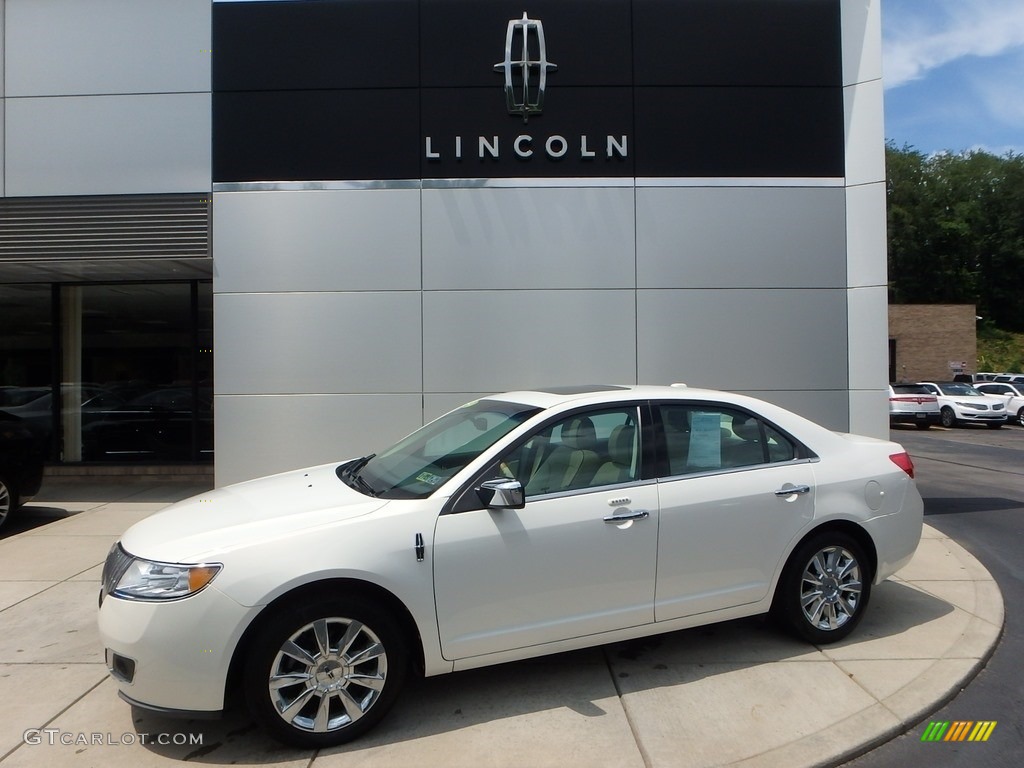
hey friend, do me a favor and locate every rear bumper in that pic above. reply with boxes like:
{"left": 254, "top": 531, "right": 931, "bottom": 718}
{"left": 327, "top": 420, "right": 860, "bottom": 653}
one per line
{"left": 889, "top": 412, "right": 941, "bottom": 426}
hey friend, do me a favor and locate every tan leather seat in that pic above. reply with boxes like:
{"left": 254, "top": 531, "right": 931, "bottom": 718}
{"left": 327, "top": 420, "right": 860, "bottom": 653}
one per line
{"left": 527, "top": 416, "right": 601, "bottom": 495}
{"left": 591, "top": 424, "right": 637, "bottom": 486}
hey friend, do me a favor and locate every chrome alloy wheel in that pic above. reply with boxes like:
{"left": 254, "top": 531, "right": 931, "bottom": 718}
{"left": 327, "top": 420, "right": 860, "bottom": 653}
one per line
{"left": 799, "top": 546, "right": 863, "bottom": 631}
{"left": 268, "top": 617, "right": 389, "bottom": 733}
{"left": 0, "top": 476, "right": 13, "bottom": 530}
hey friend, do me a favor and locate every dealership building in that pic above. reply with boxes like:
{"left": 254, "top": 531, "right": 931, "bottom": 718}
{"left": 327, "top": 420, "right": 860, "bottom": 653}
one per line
{"left": 0, "top": 0, "right": 887, "bottom": 485}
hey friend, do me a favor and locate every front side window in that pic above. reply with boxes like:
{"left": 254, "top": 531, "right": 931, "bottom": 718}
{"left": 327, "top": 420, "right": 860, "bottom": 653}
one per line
{"left": 659, "top": 404, "right": 798, "bottom": 476}
{"left": 353, "top": 399, "right": 540, "bottom": 499}
{"left": 495, "top": 407, "right": 640, "bottom": 497}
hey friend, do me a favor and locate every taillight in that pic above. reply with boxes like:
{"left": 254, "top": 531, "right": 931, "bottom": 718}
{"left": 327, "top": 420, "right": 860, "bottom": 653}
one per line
{"left": 889, "top": 452, "right": 915, "bottom": 478}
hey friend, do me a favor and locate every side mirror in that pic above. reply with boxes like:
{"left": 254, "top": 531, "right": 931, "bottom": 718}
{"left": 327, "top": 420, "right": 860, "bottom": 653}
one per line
{"left": 477, "top": 478, "right": 525, "bottom": 510}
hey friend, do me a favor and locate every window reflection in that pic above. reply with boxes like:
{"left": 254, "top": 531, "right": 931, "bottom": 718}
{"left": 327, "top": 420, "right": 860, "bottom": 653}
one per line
{"left": 1, "top": 281, "right": 213, "bottom": 464}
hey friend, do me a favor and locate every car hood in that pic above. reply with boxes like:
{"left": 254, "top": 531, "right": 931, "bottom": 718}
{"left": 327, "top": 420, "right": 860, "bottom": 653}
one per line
{"left": 119, "top": 462, "right": 389, "bottom": 563}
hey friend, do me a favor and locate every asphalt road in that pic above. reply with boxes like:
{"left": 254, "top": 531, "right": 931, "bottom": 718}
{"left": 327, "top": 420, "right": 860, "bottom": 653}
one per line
{"left": 844, "top": 424, "right": 1024, "bottom": 767}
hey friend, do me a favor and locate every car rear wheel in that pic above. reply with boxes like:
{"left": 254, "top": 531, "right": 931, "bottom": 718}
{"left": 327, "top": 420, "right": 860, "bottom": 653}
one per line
{"left": 986, "top": 422, "right": 1003, "bottom": 430}
{"left": 0, "top": 475, "right": 17, "bottom": 530}
{"left": 940, "top": 407, "right": 957, "bottom": 428}
{"left": 914, "top": 422, "right": 932, "bottom": 430}
{"left": 774, "top": 531, "right": 872, "bottom": 644}
{"left": 243, "top": 595, "right": 408, "bottom": 748}
{"left": 1018, "top": 407, "right": 1024, "bottom": 427}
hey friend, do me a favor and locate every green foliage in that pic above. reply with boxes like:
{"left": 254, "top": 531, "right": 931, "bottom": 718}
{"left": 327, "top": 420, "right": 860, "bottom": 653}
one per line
{"left": 976, "top": 323, "right": 1024, "bottom": 372}
{"left": 886, "top": 143, "right": 1024, "bottom": 332}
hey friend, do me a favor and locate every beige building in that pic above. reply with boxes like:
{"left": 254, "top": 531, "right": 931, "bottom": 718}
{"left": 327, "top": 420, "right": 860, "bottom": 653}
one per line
{"left": 889, "top": 305, "right": 978, "bottom": 383}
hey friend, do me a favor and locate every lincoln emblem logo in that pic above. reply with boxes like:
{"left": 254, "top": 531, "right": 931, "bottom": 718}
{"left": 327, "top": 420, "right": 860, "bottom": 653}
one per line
{"left": 494, "top": 12, "right": 557, "bottom": 123}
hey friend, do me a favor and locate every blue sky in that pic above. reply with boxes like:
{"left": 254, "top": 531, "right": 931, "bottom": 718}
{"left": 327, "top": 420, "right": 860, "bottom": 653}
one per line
{"left": 882, "top": 0, "right": 1024, "bottom": 155}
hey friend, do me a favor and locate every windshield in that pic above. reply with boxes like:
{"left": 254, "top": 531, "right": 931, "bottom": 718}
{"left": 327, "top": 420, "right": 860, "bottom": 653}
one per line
{"left": 340, "top": 399, "right": 540, "bottom": 500}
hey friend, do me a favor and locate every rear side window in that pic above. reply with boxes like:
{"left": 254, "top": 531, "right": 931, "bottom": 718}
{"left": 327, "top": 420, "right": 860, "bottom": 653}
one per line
{"left": 892, "top": 384, "right": 931, "bottom": 395}
{"left": 659, "top": 404, "right": 799, "bottom": 476}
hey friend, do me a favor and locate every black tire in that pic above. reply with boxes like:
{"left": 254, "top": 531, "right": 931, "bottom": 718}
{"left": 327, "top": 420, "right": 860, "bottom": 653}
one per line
{"left": 774, "top": 531, "right": 872, "bottom": 644}
{"left": 914, "top": 422, "right": 932, "bottom": 430}
{"left": 986, "top": 422, "right": 1003, "bottom": 430}
{"left": 0, "top": 475, "right": 17, "bottom": 531}
{"left": 940, "top": 407, "right": 957, "bottom": 428}
{"left": 243, "top": 594, "right": 409, "bottom": 748}
{"left": 1018, "top": 407, "right": 1024, "bottom": 427}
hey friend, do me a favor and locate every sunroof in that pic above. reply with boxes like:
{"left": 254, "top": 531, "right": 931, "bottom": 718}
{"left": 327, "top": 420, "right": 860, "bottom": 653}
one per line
{"left": 533, "top": 385, "right": 630, "bottom": 395}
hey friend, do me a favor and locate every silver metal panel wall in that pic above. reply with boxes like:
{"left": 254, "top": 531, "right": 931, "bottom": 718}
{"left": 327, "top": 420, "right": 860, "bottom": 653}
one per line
{"left": 5, "top": 0, "right": 210, "bottom": 97}
{"left": 5, "top": 94, "right": 211, "bottom": 197}
{"left": 423, "top": 288, "right": 638, "bottom": 393}
{"left": 636, "top": 288, "right": 849, "bottom": 391}
{"left": 2, "top": 0, "right": 211, "bottom": 199}
{"left": 214, "top": 292, "right": 422, "bottom": 396}
{"left": 422, "top": 187, "right": 636, "bottom": 290}
{"left": 215, "top": 394, "right": 424, "bottom": 483}
{"left": 214, "top": 190, "right": 422, "bottom": 293}
{"left": 636, "top": 187, "right": 847, "bottom": 289}
{"left": 841, "top": 0, "right": 888, "bottom": 433}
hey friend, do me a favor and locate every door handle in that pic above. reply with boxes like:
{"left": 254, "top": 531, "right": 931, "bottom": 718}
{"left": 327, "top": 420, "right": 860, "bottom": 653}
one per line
{"left": 604, "top": 509, "right": 650, "bottom": 524}
{"left": 774, "top": 484, "right": 811, "bottom": 497}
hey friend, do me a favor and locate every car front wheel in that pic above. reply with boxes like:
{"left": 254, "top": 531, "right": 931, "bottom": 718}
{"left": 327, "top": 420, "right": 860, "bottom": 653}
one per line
{"left": 243, "top": 595, "right": 408, "bottom": 748}
{"left": 1017, "top": 407, "right": 1024, "bottom": 427}
{"left": 774, "top": 531, "right": 872, "bottom": 644}
{"left": 0, "top": 475, "right": 17, "bottom": 530}
{"left": 940, "top": 407, "right": 957, "bottom": 428}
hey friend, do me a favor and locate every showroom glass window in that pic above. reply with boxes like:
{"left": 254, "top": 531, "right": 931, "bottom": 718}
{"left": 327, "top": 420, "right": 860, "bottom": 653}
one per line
{"left": 0, "top": 286, "right": 54, "bottom": 462}
{"left": 59, "top": 283, "right": 213, "bottom": 464}
{"left": 1, "top": 282, "right": 211, "bottom": 464}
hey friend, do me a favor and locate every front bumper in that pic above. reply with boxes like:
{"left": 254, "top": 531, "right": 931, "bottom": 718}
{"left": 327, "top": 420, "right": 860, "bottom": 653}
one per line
{"left": 98, "top": 584, "right": 257, "bottom": 713}
{"left": 954, "top": 409, "right": 1007, "bottom": 423}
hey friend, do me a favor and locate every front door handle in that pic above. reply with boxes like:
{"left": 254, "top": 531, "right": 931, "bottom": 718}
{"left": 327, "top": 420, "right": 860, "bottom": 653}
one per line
{"left": 604, "top": 509, "right": 650, "bottom": 523}
{"left": 774, "top": 484, "right": 811, "bottom": 497}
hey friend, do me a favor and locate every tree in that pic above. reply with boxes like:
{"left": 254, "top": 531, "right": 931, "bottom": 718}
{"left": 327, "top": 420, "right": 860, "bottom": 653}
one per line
{"left": 886, "top": 143, "right": 1024, "bottom": 331}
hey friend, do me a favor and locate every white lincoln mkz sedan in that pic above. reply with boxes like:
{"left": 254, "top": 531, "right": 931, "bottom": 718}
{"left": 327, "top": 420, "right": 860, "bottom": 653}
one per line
{"left": 98, "top": 384, "right": 923, "bottom": 747}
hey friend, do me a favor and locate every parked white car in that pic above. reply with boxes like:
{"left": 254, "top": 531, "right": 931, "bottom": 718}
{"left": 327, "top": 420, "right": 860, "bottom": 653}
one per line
{"left": 975, "top": 382, "right": 1024, "bottom": 426}
{"left": 917, "top": 382, "right": 1008, "bottom": 428}
{"left": 98, "top": 385, "right": 923, "bottom": 747}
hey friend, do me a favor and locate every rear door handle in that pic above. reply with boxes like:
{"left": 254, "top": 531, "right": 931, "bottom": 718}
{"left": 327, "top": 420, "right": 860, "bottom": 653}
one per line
{"left": 774, "top": 484, "right": 811, "bottom": 497}
{"left": 604, "top": 509, "right": 650, "bottom": 524}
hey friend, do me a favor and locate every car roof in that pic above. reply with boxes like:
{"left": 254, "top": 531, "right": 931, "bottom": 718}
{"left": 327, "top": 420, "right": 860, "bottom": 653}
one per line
{"left": 485, "top": 384, "right": 809, "bottom": 419}
{"left": 486, "top": 383, "right": 711, "bottom": 408}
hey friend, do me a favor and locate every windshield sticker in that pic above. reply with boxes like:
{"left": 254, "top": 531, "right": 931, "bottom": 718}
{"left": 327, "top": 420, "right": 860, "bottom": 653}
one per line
{"left": 687, "top": 412, "right": 722, "bottom": 469}
{"left": 416, "top": 471, "right": 446, "bottom": 486}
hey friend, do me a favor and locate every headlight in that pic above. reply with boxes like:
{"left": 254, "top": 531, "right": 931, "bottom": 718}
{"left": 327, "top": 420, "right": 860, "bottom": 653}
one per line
{"left": 112, "top": 557, "right": 222, "bottom": 601}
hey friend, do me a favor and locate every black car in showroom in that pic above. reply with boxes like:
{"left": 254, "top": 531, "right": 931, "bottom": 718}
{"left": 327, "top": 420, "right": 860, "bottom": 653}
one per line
{"left": 0, "top": 411, "right": 46, "bottom": 530}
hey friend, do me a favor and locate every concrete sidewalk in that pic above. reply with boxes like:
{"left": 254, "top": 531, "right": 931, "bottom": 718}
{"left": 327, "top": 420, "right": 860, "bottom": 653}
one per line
{"left": 0, "top": 479, "right": 1004, "bottom": 768}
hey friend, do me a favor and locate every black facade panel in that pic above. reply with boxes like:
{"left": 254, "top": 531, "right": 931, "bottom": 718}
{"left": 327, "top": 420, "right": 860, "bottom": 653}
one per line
{"left": 633, "top": 0, "right": 842, "bottom": 86}
{"left": 212, "top": 0, "right": 846, "bottom": 182}
{"left": 421, "top": 87, "right": 634, "bottom": 178}
{"left": 213, "top": 91, "right": 421, "bottom": 182}
{"left": 420, "top": 0, "right": 632, "bottom": 87}
{"left": 634, "top": 87, "right": 844, "bottom": 177}
{"left": 212, "top": 0, "right": 420, "bottom": 91}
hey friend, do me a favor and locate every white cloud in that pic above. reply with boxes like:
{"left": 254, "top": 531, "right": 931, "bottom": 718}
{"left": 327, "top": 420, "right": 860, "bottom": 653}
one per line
{"left": 883, "top": 0, "right": 1024, "bottom": 88}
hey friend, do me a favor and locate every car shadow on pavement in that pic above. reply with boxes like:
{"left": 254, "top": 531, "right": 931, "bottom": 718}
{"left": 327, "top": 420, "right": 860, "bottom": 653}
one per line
{"left": 923, "top": 496, "right": 1024, "bottom": 515}
{"left": 122, "top": 581, "right": 954, "bottom": 764}
{"left": 0, "top": 505, "right": 78, "bottom": 539}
